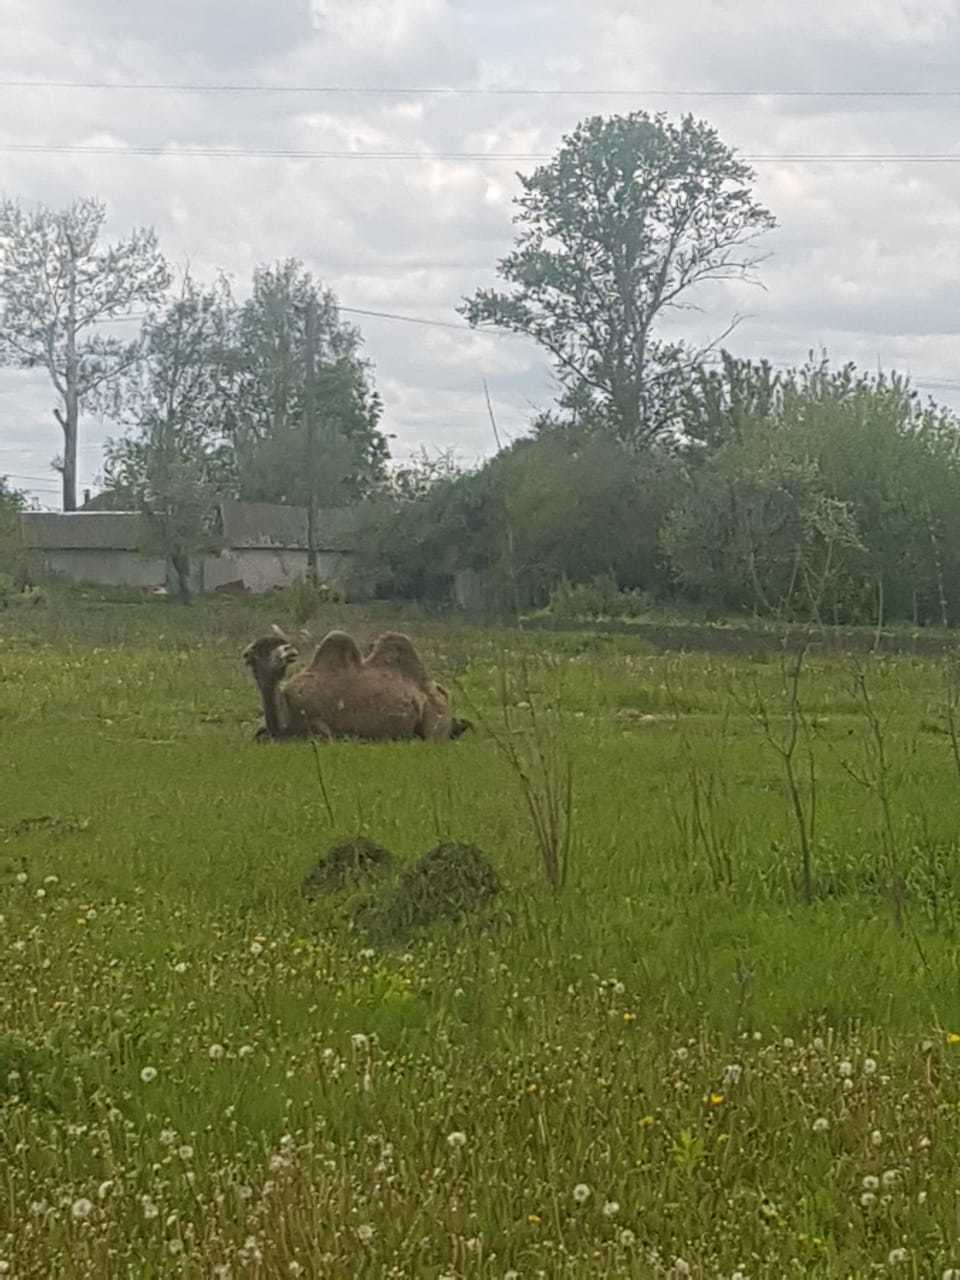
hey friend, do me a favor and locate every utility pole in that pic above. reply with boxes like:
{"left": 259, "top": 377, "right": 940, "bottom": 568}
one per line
{"left": 303, "top": 295, "right": 318, "bottom": 583}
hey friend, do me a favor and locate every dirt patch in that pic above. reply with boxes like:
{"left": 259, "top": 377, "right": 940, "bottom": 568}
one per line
{"left": 520, "top": 617, "right": 960, "bottom": 657}
{"left": 301, "top": 836, "right": 395, "bottom": 897}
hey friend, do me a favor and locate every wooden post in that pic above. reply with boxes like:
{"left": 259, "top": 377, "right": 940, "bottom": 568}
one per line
{"left": 303, "top": 295, "right": 318, "bottom": 583}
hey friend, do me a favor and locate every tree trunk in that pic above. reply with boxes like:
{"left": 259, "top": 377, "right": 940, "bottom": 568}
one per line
{"left": 62, "top": 238, "right": 79, "bottom": 512}
{"left": 303, "top": 296, "right": 318, "bottom": 582}
{"left": 171, "top": 552, "right": 192, "bottom": 604}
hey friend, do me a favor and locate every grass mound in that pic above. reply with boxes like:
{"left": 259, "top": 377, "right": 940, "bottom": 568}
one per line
{"left": 301, "top": 835, "right": 395, "bottom": 896}
{"left": 368, "top": 841, "right": 501, "bottom": 938}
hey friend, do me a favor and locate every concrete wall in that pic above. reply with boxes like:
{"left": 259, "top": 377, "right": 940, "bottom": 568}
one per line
{"left": 41, "top": 549, "right": 167, "bottom": 589}
{"left": 203, "top": 549, "right": 354, "bottom": 594}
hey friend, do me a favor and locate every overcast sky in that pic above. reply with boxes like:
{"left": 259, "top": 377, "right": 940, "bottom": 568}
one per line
{"left": 3, "top": 0, "right": 960, "bottom": 507}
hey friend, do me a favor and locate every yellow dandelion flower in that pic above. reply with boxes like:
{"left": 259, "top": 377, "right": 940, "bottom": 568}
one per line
{"left": 527, "top": 1214, "right": 541, "bottom": 1226}
{"left": 623, "top": 1012, "right": 637, "bottom": 1023}
{"left": 709, "top": 1092, "right": 725, "bottom": 1106}
{"left": 947, "top": 1032, "right": 960, "bottom": 1045}
{"left": 640, "top": 1115, "right": 655, "bottom": 1128}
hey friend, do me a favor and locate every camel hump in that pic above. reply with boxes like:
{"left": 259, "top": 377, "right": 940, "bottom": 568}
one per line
{"left": 310, "top": 629, "right": 363, "bottom": 673}
{"left": 365, "top": 632, "right": 430, "bottom": 687}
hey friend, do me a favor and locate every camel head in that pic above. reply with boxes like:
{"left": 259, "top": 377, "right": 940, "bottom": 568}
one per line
{"left": 242, "top": 627, "right": 300, "bottom": 685}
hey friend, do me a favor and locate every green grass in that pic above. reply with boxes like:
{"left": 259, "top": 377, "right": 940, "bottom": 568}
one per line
{"left": 3, "top": 590, "right": 960, "bottom": 1276}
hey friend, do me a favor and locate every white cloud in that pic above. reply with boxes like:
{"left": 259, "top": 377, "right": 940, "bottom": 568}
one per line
{"left": 3, "top": 0, "right": 960, "bottom": 505}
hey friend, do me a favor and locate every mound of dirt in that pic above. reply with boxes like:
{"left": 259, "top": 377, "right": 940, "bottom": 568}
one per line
{"left": 372, "top": 842, "right": 501, "bottom": 936}
{"left": 301, "top": 836, "right": 395, "bottom": 897}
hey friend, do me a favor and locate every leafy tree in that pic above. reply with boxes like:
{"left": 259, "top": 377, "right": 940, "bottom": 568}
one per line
{"left": 461, "top": 112, "right": 775, "bottom": 447}
{"left": 102, "top": 275, "right": 233, "bottom": 601}
{"left": 228, "top": 260, "right": 388, "bottom": 507}
{"left": 0, "top": 197, "right": 169, "bottom": 510}
{"left": 671, "top": 354, "right": 960, "bottom": 624}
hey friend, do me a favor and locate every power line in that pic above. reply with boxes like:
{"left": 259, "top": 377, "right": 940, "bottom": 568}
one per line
{"left": 3, "top": 80, "right": 960, "bottom": 98}
{"left": 5, "top": 142, "right": 960, "bottom": 164}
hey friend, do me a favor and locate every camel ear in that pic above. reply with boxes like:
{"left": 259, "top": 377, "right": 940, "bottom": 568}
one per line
{"left": 270, "top": 623, "right": 288, "bottom": 639}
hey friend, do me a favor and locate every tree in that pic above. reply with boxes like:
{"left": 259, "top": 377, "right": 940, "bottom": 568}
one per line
{"left": 102, "top": 275, "right": 233, "bottom": 601}
{"left": 228, "top": 260, "right": 388, "bottom": 508}
{"left": 461, "top": 112, "right": 775, "bottom": 447}
{"left": 0, "top": 197, "right": 170, "bottom": 510}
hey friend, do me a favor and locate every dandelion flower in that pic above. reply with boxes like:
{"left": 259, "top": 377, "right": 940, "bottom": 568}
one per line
{"left": 603, "top": 1200, "right": 620, "bottom": 1217}
{"left": 446, "top": 1131, "right": 467, "bottom": 1149}
{"left": 178, "top": 1145, "right": 194, "bottom": 1161}
{"left": 98, "top": 1181, "right": 114, "bottom": 1200}
{"left": 208, "top": 1044, "right": 225, "bottom": 1061}
{"left": 71, "top": 1197, "right": 93, "bottom": 1220}
{"left": 838, "top": 1060, "right": 853, "bottom": 1078}
{"left": 882, "top": 1169, "right": 900, "bottom": 1187}
{"left": 948, "top": 1032, "right": 960, "bottom": 1045}
{"left": 573, "top": 1183, "right": 591, "bottom": 1204}
{"left": 249, "top": 941, "right": 263, "bottom": 957}
{"left": 142, "top": 1198, "right": 159, "bottom": 1220}
{"left": 812, "top": 1117, "right": 829, "bottom": 1134}
{"left": 863, "top": 1057, "right": 878, "bottom": 1075}
{"left": 527, "top": 1214, "right": 541, "bottom": 1225}
{"left": 871, "top": 1129, "right": 883, "bottom": 1146}
{"left": 888, "top": 1248, "right": 909, "bottom": 1265}
{"left": 619, "top": 1229, "right": 636, "bottom": 1247}
{"left": 862, "top": 1175, "right": 879, "bottom": 1191}
{"left": 723, "top": 1063, "right": 743, "bottom": 1086}
{"left": 860, "top": 1192, "right": 876, "bottom": 1207}
{"left": 140, "top": 1066, "right": 157, "bottom": 1084}
{"left": 238, "top": 1044, "right": 254, "bottom": 1058}
{"left": 708, "top": 1092, "right": 725, "bottom": 1106}
{"left": 15, "top": 872, "right": 27, "bottom": 884}
{"left": 356, "top": 1224, "right": 374, "bottom": 1243}
{"left": 351, "top": 1033, "right": 370, "bottom": 1052}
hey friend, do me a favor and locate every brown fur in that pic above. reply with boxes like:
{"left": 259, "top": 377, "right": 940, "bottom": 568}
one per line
{"left": 243, "top": 626, "right": 457, "bottom": 743}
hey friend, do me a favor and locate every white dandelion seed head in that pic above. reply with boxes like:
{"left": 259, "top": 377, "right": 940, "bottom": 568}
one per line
{"left": 863, "top": 1175, "right": 879, "bottom": 1190}
{"left": 142, "top": 1198, "right": 159, "bottom": 1220}
{"left": 860, "top": 1191, "right": 876, "bottom": 1207}
{"left": 97, "top": 1180, "right": 114, "bottom": 1200}
{"left": 888, "top": 1248, "right": 909, "bottom": 1265}
{"left": 356, "top": 1224, "right": 374, "bottom": 1243}
{"left": 140, "top": 1066, "right": 157, "bottom": 1083}
{"left": 723, "top": 1063, "right": 743, "bottom": 1086}
{"left": 71, "top": 1197, "right": 93, "bottom": 1220}
{"left": 446, "top": 1131, "right": 467, "bottom": 1149}
{"left": 208, "top": 1043, "right": 225, "bottom": 1061}
{"left": 15, "top": 872, "right": 27, "bottom": 884}
{"left": 612, "top": 981, "right": 626, "bottom": 995}
{"left": 249, "top": 941, "right": 263, "bottom": 957}
{"left": 882, "top": 1169, "right": 900, "bottom": 1187}
{"left": 351, "top": 1033, "right": 370, "bottom": 1052}
{"left": 838, "top": 1060, "right": 853, "bottom": 1077}
{"left": 159, "top": 1128, "right": 176, "bottom": 1145}
{"left": 603, "top": 1200, "right": 620, "bottom": 1217}
{"left": 863, "top": 1056, "right": 878, "bottom": 1074}
{"left": 619, "top": 1229, "right": 636, "bottom": 1247}
{"left": 871, "top": 1129, "right": 883, "bottom": 1147}
{"left": 812, "top": 1117, "right": 830, "bottom": 1134}
{"left": 178, "top": 1145, "right": 194, "bottom": 1161}
{"left": 573, "top": 1183, "right": 591, "bottom": 1204}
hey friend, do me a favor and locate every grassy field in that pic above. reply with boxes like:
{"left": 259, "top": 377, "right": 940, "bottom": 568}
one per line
{"left": 3, "top": 591, "right": 960, "bottom": 1278}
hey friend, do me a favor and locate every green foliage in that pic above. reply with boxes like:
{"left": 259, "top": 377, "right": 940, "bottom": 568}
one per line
{"left": 461, "top": 112, "right": 775, "bottom": 446}
{"left": 281, "top": 575, "right": 343, "bottom": 626}
{"left": 229, "top": 259, "right": 389, "bottom": 507}
{"left": 366, "top": 433, "right": 681, "bottom": 611}
{"left": 669, "top": 353, "right": 960, "bottom": 624}
{"left": 548, "top": 574, "right": 653, "bottom": 621}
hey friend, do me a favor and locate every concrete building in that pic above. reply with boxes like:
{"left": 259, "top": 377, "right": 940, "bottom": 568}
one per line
{"left": 18, "top": 499, "right": 364, "bottom": 595}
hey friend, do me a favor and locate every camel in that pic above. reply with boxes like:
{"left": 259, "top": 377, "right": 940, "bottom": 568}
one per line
{"left": 242, "top": 625, "right": 470, "bottom": 743}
